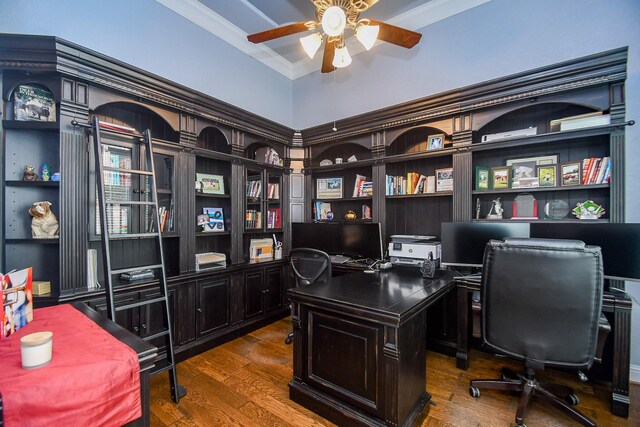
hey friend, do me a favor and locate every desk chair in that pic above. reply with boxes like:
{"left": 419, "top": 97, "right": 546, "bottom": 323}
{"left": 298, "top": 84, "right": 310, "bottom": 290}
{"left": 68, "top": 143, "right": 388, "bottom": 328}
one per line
{"left": 285, "top": 248, "right": 331, "bottom": 345}
{"left": 469, "top": 238, "right": 604, "bottom": 427}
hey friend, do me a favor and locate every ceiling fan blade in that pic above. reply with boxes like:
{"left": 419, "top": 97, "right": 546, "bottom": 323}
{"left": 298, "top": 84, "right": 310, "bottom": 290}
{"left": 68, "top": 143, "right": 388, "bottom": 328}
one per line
{"left": 321, "top": 39, "right": 336, "bottom": 74}
{"left": 247, "top": 22, "right": 310, "bottom": 44}
{"left": 364, "top": 0, "right": 379, "bottom": 7}
{"left": 369, "top": 19, "right": 422, "bottom": 49}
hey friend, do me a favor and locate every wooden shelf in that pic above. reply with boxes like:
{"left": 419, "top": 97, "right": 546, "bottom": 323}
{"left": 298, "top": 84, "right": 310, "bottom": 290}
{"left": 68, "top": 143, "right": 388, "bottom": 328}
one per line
{"left": 2, "top": 120, "right": 59, "bottom": 131}
{"left": 196, "top": 231, "right": 231, "bottom": 237}
{"left": 313, "top": 196, "right": 372, "bottom": 203}
{"left": 386, "top": 192, "right": 453, "bottom": 199}
{"left": 196, "top": 192, "right": 230, "bottom": 198}
{"left": 5, "top": 238, "right": 60, "bottom": 244}
{"left": 5, "top": 180, "right": 60, "bottom": 187}
{"left": 472, "top": 184, "right": 609, "bottom": 195}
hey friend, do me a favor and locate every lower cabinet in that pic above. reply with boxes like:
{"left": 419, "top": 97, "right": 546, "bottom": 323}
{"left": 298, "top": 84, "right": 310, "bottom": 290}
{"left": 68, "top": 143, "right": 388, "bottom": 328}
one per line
{"left": 243, "top": 265, "right": 285, "bottom": 319}
{"left": 85, "top": 287, "right": 176, "bottom": 355}
{"left": 174, "top": 276, "right": 231, "bottom": 346}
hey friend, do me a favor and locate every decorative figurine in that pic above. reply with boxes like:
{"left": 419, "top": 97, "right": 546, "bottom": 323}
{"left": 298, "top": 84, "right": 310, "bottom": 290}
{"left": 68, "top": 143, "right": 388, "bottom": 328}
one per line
{"left": 22, "top": 165, "right": 39, "bottom": 181}
{"left": 344, "top": 210, "right": 357, "bottom": 220}
{"left": 28, "top": 201, "right": 59, "bottom": 238}
{"left": 41, "top": 163, "right": 51, "bottom": 181}
{"left": 572, "top": 200, "right": 605, "bottom": 220}
{"left": 486, "top": 197, "right": 504, "bottom": 220}
{"left": 51, "top": 172, "right": 61, "bottom": 182}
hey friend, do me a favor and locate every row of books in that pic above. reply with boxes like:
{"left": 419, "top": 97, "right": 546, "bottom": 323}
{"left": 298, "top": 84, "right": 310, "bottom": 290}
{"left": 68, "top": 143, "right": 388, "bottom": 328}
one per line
{"left": 158, "top": 205, "right": 173, "bottom": 232}
{"left": 582, "top": 157, "right": 611, "bottom": 185}
{"left": 246, "top": 180, "right": 262, "bottom": 198}
{"left": 385, "top": 173, "right": 436, "bottom": 195}
{"left": 267, "top": 183, "right": 280, "bottom": 199}
{"left": 353, "top": 174, "right": 373, "bottom": 197}
{"left": 263, "top": 147, "right": 281, "bottom": 166}
{"left": 245, "top": 209, "right": 262, "bottom": 229}
{"left": 266, "top": 207, "right": 281, "bottom": 229}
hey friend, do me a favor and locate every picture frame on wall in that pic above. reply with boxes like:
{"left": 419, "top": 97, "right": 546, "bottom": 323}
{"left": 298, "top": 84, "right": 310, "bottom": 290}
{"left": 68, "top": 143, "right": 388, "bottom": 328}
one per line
{"left": 316, "top": 177, "right": 343, "bottom": 199}
{"left": 491, "top": 166, "right": 511, "bottom": 189}
{"left": 560, "top": 162, "right": 581, "bottom": 186}
{"left": 427, "top": 134, "right": 445, "bottom": 150}
{"left": 435, "top": 167, "right": 453, "bottom": 192}
{"left": 475, "top": 166, "right": 490, "bottom": 191}
{"left": 537, "top": 165, "right": 557, "bottom": 187}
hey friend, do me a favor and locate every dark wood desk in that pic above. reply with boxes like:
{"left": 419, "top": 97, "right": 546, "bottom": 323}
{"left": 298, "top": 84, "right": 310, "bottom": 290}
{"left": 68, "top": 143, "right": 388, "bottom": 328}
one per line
{"left": 455, "top": 276, "right": 632, "bottom": 418}
{"left": 288, "top": 268, "right": 455, "bottom": 427}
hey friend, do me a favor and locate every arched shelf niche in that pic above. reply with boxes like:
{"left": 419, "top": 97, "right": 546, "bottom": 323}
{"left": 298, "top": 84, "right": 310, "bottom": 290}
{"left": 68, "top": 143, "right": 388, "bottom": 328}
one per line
{"left": 475, "top": 102, "right": 604, "bottom": 144}
{"left": 312, "top": 142, "right": 371, "bottom": 167}
{"left": 197, "top": 126, "right": 231, "bottom": 154}
{"left": 245, "top": 141, "right": 283, "bottom": 166}
{"left": 91, "top": 101, "right": 179, "bottom": 143}
{"left": 386, "top": 126, "right": 450, "bottom": 157}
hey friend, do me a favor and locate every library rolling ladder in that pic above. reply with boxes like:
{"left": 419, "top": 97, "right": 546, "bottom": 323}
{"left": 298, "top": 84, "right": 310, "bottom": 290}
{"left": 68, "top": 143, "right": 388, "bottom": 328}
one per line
{"left": 81, "top": 116, "right": 186, "bottom": 403}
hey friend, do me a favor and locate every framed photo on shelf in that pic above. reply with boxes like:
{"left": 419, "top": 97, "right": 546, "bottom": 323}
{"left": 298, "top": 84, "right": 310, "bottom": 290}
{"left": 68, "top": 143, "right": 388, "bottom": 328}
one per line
{"left": 427, "top": 133, "right": 445, "bottom": 150}
{"left": 13, "top": 84, "right": 56, "bottom": 122}
{"left": 537, "top": 165, "right": 557, "bottom": 187}
{"left": 316, "top": 177, "right": 343, "bottom": 199}
{"left": 560, "top": 162, "right": 581, "bottom": 186}
{"left": 201, "top": 207, "right": 225, "bottom": 232}
{"left": 196, "top": 173, "right": 225, "bottom": 195}
{"left": 435, "top": 167, "right": 453, "bottom": 192}
{"left": 491, "top": 166, "right": 512, "bottom": 189}
{"left": 475, "top": 166, "right": 490, "bottom": 191}
{"left": 506, "top": 154, "right": 558, "bottom": 187}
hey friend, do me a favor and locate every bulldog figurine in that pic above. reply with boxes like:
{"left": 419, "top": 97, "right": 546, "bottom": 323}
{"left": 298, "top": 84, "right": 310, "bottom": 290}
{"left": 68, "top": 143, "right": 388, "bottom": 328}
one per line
{"left": 28, "top": 201, "right": 59, "bottom": 238}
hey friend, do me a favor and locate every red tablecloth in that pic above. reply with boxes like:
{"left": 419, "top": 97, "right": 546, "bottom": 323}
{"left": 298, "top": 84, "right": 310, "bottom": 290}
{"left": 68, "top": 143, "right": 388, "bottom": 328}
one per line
{"left": 0, "top": 304, "right": 141, "bottom": 426}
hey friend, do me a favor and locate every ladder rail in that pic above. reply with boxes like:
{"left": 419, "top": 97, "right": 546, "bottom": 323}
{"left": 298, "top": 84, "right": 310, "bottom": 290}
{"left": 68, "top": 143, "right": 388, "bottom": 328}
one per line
{"left": 91, "top": 118, "right": 185, "bottom": 403}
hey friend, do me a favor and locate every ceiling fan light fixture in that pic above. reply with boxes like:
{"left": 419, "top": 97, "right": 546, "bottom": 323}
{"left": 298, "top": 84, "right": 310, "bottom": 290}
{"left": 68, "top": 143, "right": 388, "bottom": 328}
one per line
{"left": 300, "top": 33, "right": 323, "bottom": 59}
{"left": 322, "top": 6, "right": 347, "bottom": 37}
{"left": 332, "top": 45, "right": 352, "bottom": 68}
{"left": 356, "top": 24, "right": 379, "bottom": 50}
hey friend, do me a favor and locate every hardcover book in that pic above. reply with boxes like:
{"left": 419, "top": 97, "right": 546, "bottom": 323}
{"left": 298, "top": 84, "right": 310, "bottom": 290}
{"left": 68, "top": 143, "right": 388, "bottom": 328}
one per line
{"left": 13, "top": 84, "right": 56, "bottom": 122}
{"left": 1, "top": 267, "right": 34, "bottom": 338}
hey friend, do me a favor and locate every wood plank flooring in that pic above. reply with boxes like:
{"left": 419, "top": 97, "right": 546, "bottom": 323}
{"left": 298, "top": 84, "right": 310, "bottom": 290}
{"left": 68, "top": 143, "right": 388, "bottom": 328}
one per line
{"left": 150, "top": 318, "right": 639, "bottom": 426}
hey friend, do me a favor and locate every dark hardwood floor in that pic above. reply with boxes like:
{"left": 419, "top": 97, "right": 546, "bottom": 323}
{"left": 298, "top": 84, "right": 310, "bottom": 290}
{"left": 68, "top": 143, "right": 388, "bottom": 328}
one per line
{"left": 150, "top": 317, "right": 639, "bottom": 426}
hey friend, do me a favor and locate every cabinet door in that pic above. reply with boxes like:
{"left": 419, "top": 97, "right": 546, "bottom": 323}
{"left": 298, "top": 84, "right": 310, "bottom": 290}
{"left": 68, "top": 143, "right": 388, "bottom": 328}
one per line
{"left": 265, "top": 266, "right": 283, "bottom": 312}
{"left": 198, "top": 277, "right": 231, "bottom": 336}
{"left": 139, "top": 287, "right": 176, "bottom": 353}
{"left": 175, "top": 281, "right": 197, "bottom": 346}
{"left": 244, "top": 269, "right": 265, "bottom": 318}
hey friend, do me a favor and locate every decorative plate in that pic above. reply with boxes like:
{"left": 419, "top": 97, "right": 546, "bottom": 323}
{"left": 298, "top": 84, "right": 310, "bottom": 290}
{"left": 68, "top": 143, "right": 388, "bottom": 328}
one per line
{"left": 319, "top": 159, "right": 333, "bottom": 166}
{"left": 544, "top": 200, "right": 569, "bottom": 219}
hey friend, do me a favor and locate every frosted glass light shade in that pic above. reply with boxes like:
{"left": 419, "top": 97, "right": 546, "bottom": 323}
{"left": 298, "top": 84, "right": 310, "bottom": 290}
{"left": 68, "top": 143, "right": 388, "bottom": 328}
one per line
{"left": 332, "top": 45, "right": 352, "bottom": 68}
{"left": 322, "top": 6, "right": 346, "bottom": 37}
{"left": 356, "top": 24, "right": 379, "bottom": 50}
{"left": 300, "top": 33, "right": 323, "bottom": 59}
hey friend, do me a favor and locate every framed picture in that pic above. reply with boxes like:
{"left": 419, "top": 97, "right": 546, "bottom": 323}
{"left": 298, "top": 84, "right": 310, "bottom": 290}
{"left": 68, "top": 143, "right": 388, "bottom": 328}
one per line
{"left": 316, "top": 177, "right": 343, "bottom": 199}
{"left": 475, "top": 166, "right": 490, "bottom": 191}
{"left": 560, "top": 162, "right": 581, "bottom": 186}
{"left": 491, "top": 166, "right": 511, "bottom": 189}
{"left": 427, "top": 133, "right": 445, "bottom": 150}
{"left": 435, "top": 167, "right": 453, "bottom": 192}
{"left": 196, "top": 173, "right": 225, "bottom": 195}
{"left": 537, "top": 165, "right": 557, "bottom": 187}
{"left": 506, "top": 155, "right": 558, "bottom": 187}
{"left": 201, "top": 207, "right": 225, "bottom": 232}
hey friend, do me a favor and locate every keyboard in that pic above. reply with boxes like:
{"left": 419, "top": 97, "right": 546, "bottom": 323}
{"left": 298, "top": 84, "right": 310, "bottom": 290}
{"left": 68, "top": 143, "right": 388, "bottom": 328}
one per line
{"left": 330, "top": 254, "right": 352, "bottom": 264}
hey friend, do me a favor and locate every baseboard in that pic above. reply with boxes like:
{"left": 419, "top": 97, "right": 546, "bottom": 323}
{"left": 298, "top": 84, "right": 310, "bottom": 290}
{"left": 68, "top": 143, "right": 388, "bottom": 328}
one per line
{"left": 631, "top": 364, "right": 640, "bottom": 384}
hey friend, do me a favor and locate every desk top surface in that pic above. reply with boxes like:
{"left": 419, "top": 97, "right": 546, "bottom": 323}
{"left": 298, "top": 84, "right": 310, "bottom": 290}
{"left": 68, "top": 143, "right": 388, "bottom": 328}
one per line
{"left": 288, "top": 268, "right": 454, "bottom": 321}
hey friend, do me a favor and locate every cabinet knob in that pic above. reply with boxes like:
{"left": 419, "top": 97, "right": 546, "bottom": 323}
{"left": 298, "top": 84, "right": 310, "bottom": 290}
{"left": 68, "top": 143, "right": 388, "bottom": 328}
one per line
{"left": 141, "top": 323, "right": 147, "bottom": 330}
{"left": 133, "top": 326, "right": 140, "bottom": 333}
{"left": 197, "top": 308, "right": 202, "bottom": 313}
{"left": 133, "top": 189, "right": 140, "bottom": 194}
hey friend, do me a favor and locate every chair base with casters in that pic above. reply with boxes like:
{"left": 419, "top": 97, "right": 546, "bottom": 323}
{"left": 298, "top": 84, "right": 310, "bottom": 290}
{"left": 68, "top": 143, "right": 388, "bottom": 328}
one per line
{"left": 470, "top": 366, "right": 595, "bottom": 427}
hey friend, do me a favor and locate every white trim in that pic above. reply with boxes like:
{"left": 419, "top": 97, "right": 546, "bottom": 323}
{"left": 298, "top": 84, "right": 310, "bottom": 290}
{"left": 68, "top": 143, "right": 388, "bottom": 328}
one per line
{"left": 631, "top": 363, "right": 640, "bottom": 384}
{"left": 155, "top": 0, "right": 493, "bottom": 80}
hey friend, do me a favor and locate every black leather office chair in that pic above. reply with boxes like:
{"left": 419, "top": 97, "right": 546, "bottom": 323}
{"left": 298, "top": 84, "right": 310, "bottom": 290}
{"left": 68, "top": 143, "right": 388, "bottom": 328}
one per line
{"left": 469, "top": 238, "right": 604, "bottom": 427}
{"left": 285, "top": 248, "right": 331, "bottom": 345}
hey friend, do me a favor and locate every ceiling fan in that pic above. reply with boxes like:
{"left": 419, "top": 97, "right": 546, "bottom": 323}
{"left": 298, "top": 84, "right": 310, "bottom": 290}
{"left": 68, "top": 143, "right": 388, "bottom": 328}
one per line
{"left": 246, "top": 0, "right": 422, "bottom": 73}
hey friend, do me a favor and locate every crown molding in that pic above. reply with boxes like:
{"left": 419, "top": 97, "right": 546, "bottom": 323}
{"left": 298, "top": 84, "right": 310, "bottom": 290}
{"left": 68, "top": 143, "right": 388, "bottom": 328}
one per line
{"left": 155, "top": 0, "right": 492, "bottom": 80}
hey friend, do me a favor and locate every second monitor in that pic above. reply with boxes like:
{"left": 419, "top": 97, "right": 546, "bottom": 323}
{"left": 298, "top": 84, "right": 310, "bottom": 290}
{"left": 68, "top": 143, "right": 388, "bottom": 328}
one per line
{"left": 291, "top": 222, "right": 384, "bottom": 261}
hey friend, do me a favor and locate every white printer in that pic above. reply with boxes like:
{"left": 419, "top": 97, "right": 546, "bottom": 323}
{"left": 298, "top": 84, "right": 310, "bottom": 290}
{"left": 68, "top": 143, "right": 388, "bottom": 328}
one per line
{"left": 388, "top": 235, "right": 441, "bottom": 268}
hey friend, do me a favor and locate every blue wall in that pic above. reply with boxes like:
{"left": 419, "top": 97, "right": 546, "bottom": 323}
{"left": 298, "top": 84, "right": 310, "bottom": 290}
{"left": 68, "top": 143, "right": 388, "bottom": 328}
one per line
{"left": 2, "top": 0, "right": 639, "bottom": 370}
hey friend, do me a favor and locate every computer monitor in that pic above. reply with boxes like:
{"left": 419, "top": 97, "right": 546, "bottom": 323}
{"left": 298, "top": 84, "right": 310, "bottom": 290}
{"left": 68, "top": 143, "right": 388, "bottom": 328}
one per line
{"left": 440, "top": 222, "right": 530, "bottom": 268}
{"left": 341, "top": 222, "right": 385, "bottom": 261}
{"left": 531, "top": 222, "right": 640, "bottom": 282}
{"left": 291, "top": 222, "right": 342, "bottom": 255}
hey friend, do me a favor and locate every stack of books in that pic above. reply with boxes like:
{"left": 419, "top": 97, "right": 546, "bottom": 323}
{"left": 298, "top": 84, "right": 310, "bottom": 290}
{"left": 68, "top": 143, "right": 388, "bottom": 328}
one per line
{"left": 582, "top": 157, "right": 611, "bottom": 185}
{"left": 386, "top": 173, "right": 435, "bottom": 195}
{"left": 550, "top": 112, "right": 610, "bottom": 132}
{"left": 353, "top": 175, "right": 372, "bottom": 197}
